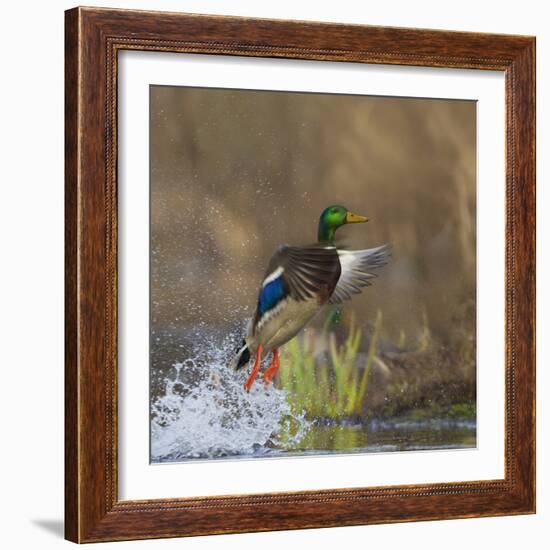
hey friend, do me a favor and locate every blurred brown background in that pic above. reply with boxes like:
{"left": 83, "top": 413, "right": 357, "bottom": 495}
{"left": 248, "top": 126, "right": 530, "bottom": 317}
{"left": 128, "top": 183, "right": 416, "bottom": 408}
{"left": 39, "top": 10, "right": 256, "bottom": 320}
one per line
{"left": 151, "top": 86, "right": 475, "bottom": 339}
{"left": 150, "top": 85, "right": 476, "bottom": 415}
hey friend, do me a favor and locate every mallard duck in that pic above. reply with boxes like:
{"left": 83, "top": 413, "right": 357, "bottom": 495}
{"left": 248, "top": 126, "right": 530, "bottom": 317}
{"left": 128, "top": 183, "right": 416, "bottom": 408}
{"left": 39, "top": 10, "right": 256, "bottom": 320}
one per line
{"left": 231, "top": 205, "right": 388, "bottom": 390}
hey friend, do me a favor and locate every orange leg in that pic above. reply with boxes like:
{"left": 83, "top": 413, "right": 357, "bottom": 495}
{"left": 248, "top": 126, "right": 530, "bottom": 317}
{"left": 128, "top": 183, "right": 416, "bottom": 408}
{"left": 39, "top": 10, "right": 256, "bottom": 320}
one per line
{"left": 262, "top": 349, "right": 280, "bottom": 386}
{"left": 244, "top": 345, "right": 263, "bottom": 391}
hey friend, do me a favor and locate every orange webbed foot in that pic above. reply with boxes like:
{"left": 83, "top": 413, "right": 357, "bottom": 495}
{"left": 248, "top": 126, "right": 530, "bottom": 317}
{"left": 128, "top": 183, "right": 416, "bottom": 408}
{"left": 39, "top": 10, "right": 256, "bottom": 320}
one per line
{"left": 262, "top": 349, "right": 280, "bottom": 386}
{"left": 244, "top": 345, "right": 263, "bottom": 391}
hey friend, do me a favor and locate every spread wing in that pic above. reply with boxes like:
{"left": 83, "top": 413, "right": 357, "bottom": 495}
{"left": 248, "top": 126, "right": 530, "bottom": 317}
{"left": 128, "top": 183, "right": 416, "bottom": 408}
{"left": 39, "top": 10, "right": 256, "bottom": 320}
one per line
{"left": 328, "top": 244, "right": 389, "bottom": 304}
{"left": 272, "top": 244, "right": 341, "bottom": 302}
{"left": 254, "top": 244, "right": 341, "bottom": 321}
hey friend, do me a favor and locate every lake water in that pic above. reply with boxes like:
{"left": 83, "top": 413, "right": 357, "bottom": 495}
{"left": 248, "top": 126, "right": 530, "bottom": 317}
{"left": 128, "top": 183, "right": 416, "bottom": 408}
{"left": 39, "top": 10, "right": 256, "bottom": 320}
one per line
{"left": 284, "top": 419, "right": 475, "bottom": 455}
{"left": 150, "top": 355, "right": 475, "bottom": 463}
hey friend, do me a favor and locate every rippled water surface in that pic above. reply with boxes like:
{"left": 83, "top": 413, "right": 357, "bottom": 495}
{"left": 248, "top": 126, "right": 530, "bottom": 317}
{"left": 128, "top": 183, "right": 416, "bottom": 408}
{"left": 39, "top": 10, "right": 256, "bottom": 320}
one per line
{"left": 150, "top": 332, "right": 475, "bottom": 463}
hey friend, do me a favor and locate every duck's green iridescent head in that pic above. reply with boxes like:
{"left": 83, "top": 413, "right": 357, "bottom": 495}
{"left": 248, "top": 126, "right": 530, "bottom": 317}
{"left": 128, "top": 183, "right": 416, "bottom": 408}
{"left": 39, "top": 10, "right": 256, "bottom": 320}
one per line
{"left": 318, "top": 205, "right": 368, "bottom": 243}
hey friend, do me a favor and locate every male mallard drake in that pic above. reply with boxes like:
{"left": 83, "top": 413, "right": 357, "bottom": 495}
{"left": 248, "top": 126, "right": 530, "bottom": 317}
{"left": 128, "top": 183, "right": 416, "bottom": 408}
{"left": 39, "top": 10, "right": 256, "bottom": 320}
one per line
{"left": 231, "top": 205, "right": 388, "bottom": 390}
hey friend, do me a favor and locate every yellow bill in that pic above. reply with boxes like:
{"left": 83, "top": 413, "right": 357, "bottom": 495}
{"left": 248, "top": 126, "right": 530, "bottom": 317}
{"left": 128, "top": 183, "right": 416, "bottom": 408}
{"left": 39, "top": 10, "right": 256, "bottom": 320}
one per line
{"left": 346, "top": 212, "right": 369, "bottom": 224}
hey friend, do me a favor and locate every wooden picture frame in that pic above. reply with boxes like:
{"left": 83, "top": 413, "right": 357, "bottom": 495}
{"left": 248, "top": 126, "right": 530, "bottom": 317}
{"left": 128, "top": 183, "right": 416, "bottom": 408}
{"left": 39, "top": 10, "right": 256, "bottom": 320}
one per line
{"left": 65, "top": 6, "right": 536, "bottom": 543}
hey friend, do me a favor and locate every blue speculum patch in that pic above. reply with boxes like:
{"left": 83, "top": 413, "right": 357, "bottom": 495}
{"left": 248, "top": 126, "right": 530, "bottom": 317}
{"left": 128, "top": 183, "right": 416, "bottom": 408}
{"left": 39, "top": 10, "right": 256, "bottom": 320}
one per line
{"left": 258, "top": 277, "right": 286, "bottom": 315}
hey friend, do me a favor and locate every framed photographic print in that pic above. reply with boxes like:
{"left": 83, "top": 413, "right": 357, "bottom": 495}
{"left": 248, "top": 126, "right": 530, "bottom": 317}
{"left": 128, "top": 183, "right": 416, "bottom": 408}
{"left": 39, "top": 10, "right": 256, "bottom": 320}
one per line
{"left": 65, "top": 6, "right": 536, "bottom": 543}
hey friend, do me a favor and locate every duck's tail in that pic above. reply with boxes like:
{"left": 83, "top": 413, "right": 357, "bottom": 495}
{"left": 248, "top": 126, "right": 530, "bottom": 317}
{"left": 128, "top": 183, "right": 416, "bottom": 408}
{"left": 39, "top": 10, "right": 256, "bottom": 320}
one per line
{"left": 230, "top": 340, "right": 251, "bottom": 371}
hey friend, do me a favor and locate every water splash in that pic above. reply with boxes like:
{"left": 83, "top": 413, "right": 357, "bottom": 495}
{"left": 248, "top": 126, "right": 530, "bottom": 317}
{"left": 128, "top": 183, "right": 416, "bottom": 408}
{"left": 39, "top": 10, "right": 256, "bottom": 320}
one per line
{"left": 150, "top": 338, "right": 310, "bottom": 462}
